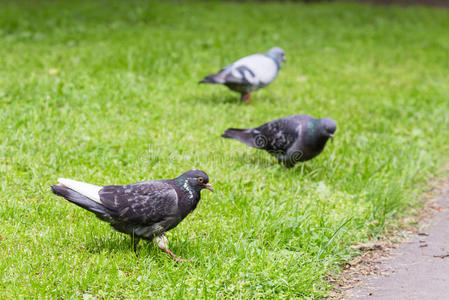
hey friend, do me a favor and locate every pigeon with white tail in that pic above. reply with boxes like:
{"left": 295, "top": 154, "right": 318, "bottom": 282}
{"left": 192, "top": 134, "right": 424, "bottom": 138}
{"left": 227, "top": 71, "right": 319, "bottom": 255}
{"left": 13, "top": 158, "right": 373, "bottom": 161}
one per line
{"left": 51, "top": 170, "right": 213, "bottom": 262}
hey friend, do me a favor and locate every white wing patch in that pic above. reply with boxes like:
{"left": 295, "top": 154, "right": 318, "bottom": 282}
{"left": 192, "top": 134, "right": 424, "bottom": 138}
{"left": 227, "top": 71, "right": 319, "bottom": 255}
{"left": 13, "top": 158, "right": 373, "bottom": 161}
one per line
{"left": 57, "top": 178, "right": 102, "bottom": 204}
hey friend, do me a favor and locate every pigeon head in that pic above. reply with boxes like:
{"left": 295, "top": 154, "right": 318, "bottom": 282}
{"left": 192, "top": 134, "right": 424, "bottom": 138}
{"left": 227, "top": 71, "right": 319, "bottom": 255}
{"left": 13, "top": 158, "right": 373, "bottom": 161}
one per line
{"left": 318, "top": 118, "right": 337, "bottom": 142}
{"left": 304, "top": 117, "right": 337, "bottom": 150}
{"left": 266, "top": 47, "right": 286, "bottom": 65}
{"left": 178, "top": 170, "right": 214, "bottom": 192}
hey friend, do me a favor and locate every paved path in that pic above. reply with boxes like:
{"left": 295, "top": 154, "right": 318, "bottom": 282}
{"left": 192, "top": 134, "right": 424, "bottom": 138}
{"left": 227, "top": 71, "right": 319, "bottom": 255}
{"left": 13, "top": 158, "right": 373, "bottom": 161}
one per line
{"left": 346, "top": 184, "right": 449, "bottom": 300}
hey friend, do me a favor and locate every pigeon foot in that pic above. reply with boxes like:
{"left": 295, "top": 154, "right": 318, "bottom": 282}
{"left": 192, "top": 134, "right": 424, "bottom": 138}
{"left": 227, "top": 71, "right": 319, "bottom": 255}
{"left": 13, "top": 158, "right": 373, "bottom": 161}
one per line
{"left": 241, "top": 93, "right": 251, "bottom": 103}
{"left": 163, "top": 248, "right": 191, "bottom": 262}
{"left": 156, "top": 234, "right": 191, "bottom": 262}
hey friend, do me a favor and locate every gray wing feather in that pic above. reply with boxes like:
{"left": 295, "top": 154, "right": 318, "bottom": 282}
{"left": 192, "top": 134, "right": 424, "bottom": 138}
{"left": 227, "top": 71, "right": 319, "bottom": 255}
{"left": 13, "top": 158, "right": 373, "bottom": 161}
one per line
{"left": 229, "top": 54, "right": 278, "bottom": 85}
{"left": 224, "top": 65, "right": 255, "bottom": 85}
{"left": 99, "top": 181, "right": 178, "bottom": 225}
{"left": 257, "top": 115, "right": 305, "bottom": 153}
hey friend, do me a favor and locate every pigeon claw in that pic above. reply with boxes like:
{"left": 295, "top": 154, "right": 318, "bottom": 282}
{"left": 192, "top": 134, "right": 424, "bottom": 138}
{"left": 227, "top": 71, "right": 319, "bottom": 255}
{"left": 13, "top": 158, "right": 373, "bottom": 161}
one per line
{"left": 173, "top": 256, "right": 191, "bottom": 263}
{"left": 163, "top": 248, "right": 191, "bottom": 263}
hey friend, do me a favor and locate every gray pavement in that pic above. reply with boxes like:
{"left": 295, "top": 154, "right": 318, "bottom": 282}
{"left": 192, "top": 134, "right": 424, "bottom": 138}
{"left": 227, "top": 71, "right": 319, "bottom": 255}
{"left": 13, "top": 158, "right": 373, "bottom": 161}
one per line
{"left": 346, "top": 184, "right": 449, "bottom": 300}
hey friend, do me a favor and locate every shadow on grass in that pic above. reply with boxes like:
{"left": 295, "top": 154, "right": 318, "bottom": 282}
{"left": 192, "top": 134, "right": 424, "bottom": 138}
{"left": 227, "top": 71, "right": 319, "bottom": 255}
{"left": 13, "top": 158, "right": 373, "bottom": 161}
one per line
{"left": 85, "top": 236, "right": 133, "bottom": 254}
{"left": 84, "top": 236, "right": 193, "bottom": 262}
{"left": 190, "top": 93, "right": 243, "bottom": 105}
{"left": 194, "top": 93, "right": 281, "bottom": 105}
{"left": 228, "top": 151, "right": 328, "bottom": 180}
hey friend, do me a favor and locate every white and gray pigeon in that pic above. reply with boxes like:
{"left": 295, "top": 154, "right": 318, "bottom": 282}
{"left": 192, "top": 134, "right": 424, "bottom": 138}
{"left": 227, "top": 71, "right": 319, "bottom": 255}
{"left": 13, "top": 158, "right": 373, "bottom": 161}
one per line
{"left": 200, "top": 47, "right": 286, "bottom": 102}
{"left": 222, "top": 115, "right": 336, "bottom": 168}
{"left": 51, "top": 170, "right": 213, "bottom": 262}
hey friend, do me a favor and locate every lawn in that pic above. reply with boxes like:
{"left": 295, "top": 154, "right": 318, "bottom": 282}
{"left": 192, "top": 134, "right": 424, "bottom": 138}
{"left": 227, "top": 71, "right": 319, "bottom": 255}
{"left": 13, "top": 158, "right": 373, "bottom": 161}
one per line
{"left": 0, "top": 0, "right": 448, "bottom": 298}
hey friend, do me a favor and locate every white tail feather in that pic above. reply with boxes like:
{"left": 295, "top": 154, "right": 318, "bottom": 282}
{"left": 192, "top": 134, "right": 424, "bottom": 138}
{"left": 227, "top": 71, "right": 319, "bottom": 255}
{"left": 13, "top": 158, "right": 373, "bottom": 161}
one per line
{"left": 57, "top": 178, "right": 102, "bottom": 204}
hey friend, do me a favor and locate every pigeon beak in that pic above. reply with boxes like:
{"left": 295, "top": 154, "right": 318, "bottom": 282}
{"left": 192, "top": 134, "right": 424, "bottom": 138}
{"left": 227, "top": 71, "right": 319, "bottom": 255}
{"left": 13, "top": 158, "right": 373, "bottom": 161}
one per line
{"left": 204, "top": 183, "right": 214, "bottom": 192}
{"left": 329, "top": 134, "right": 334, "bottom": 142}
{"left": 282, "top": 56, "right": 286, "bottom": 62}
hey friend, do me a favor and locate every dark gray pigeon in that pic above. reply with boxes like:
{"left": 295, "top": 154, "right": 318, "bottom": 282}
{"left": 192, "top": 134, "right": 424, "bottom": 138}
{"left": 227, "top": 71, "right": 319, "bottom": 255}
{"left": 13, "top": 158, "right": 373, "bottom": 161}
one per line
{"left": 51, "top": 170, "right": 213, "bottom": 262}
{"left": 222, "top": 115, "right": 336, "bottom": 167}
{"left": 200, "top": 47, "right": 285, "bottom": 102}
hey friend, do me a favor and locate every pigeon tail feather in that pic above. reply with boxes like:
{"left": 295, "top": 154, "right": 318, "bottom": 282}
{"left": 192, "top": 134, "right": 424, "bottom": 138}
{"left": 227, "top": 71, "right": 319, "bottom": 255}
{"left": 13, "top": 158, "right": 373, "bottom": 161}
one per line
{"left": 51, "top": 185, "right": 111, "bottom": 220}
{"left": 221, "top": 128, "right": 257, "bottom": 148}
{"left": 199, "top": 74, "right": 223, "bottom": 84}
{"left": 57, "top": 178, "right": 102, "bottom": 203}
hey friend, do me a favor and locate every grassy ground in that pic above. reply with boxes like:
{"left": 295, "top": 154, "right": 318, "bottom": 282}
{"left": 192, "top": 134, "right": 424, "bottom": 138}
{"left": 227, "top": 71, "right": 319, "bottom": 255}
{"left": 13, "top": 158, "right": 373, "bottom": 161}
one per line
{"left": 0, "top": 0, "right": 448, "bottom": 298}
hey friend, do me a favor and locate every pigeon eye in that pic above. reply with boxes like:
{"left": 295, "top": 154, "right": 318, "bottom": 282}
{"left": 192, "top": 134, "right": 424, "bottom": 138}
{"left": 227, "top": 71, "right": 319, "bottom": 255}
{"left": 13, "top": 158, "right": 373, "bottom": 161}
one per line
{"left": 198, "top": 177, "right": 204, "bottom": 183}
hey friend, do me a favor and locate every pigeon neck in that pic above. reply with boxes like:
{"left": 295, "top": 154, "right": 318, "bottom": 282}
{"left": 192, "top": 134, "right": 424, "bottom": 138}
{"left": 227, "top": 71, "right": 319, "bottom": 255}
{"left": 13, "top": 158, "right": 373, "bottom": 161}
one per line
{"left": 174, "top": 176, "right": 201, "bottom": 201}
{"left": 304, "top": 120, "right": 330, "bottom": 151}
{"left": 266, "top": 53, "right": 281, "bottom": 70}
{"left": 173, "top": 176, "right": 201, "bottom": 217}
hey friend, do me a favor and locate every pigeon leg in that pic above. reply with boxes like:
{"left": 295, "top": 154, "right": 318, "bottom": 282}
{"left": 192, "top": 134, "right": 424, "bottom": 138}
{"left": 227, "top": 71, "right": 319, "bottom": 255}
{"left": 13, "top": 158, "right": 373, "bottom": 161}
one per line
{"left": 284, "top": 161, "right": 295, "bottom": 168}
{"left": 277, "top": 156, "right": 289, "bottom": 167}
{"left": 241, "top": 93, "right": 251, "bottom": 103}
{"left": 156, "top": 234, "right": 190, "bottom": 262}
{"left": 132, "top": 236, "right": 141, "bottom": 256}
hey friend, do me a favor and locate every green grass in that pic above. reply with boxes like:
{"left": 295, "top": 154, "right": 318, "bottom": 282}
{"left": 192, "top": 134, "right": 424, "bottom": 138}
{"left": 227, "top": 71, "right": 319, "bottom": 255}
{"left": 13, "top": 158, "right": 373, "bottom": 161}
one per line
{"left": 1, "top": 0, "right": 448, "bottom": 298}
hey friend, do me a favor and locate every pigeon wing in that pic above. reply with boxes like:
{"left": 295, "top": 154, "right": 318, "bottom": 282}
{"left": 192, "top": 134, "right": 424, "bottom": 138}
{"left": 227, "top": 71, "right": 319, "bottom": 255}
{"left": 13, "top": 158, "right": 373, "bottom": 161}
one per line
{"left": 98, "top": 181, "right": 178, "bottom": 225}
{"left": 257, "top": 116, "right": 302, "bottom": 153}
{"left": 223, "top": 65, "right": 254, "bottom": 85}
{"left": 226, "top": 54, "right": 278, "bottom": 86}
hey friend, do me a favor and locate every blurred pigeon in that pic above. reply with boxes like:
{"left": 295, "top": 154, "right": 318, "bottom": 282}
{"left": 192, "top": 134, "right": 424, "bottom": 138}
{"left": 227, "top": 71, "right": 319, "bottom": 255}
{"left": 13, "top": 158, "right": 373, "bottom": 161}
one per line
{"left": 200, "top": 47, "right": 286, "bottom": 102}
{"left": 51, "top": 170, "right": 213, "bottom": 262}
{"left": 222, "top": 115, "right": 336, "bottom": 167}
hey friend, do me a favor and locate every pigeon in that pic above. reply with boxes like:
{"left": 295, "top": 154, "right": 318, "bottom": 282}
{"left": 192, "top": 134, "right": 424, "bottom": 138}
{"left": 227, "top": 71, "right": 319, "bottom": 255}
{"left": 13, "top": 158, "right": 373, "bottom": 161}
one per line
{"left": 51, "top": 170, "right": 213, "bottom": 262}
{"left": 222, "top": 115, "right": 336, "bottom": 168}
{"left": 200, "top": 47, "right": 286, "bottom": 102}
